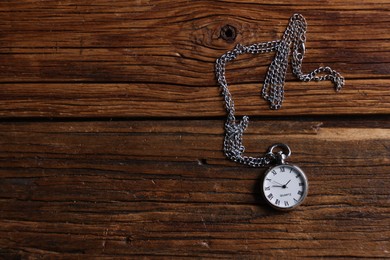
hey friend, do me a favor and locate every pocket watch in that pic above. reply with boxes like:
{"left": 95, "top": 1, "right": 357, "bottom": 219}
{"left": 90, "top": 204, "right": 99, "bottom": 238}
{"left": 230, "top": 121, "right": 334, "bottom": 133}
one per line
{"left": 261, "top": 144, "right": 308, "bottom": 211}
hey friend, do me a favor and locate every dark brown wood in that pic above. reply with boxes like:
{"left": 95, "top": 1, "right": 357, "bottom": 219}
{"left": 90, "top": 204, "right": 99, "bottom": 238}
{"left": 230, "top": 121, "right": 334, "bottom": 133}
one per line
{"left": 0, "top": 0, "right": 389, "bottom": 258}
{"left": 0, "top": 119, "right": 389, "bottom": 258}
{"left": 0, "top": 0, "right": 389, "bottom": 117}
{"left": 0, "top": 80, "right": 389, "bottom": 118}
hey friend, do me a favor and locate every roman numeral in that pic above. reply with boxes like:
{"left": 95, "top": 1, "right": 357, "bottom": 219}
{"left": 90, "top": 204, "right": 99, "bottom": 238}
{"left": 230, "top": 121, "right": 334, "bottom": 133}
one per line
{"left": 298, "top": 191, "right": 303, "bottom": 196}
{"left": 284, "top": 201, "right": 289, "bottom": 207}
{"left": 265, "top": 186, "right": 270, "bottom": 191}
{"left": 266, "top": 178, "right": 271, "bottom": 181}
{"left": 299, "top": 183, "right": 303, "bottom": 186}
{"left": 275, "top": 199, "right": 280, "bottom": 205}
{"left": 290, "top": 168, "right": 294, "bottom": 173}
{"left": 272, "top": 170, "right": 277, "bottom": 176}
{"left": 293, "top": 198, "right": 299, "bottom": 203}
{"left": 280, "top": 167, "right": 285, "bottom": 172}
{"left": 268, "top": 193, "right": 273, "bottom": 200}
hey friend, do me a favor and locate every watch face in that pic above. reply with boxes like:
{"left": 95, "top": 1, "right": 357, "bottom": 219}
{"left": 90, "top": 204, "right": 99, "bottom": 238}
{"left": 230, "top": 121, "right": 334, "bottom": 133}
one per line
{"left": 262, "top": 164, "right": 308, "bottom": 210}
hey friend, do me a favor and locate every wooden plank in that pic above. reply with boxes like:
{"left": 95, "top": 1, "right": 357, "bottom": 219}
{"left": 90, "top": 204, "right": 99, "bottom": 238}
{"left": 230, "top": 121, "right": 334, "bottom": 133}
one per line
{"left": 0, "top": 0, "right": 389, "bottom": 117}
{"left": 0, "top": 119, "right": 389, "bottom": 258}
{"left": 0, "top": 41, "right": 388, "bottom": 83}
{"left": 0, "top": 79, "right": 389, "bottom": 117}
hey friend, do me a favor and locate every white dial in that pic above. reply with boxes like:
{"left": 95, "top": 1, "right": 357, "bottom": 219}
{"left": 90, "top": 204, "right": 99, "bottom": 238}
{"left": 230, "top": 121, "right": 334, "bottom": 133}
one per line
{"left": 262, "top": 164, "right": 308, "bottom": 210}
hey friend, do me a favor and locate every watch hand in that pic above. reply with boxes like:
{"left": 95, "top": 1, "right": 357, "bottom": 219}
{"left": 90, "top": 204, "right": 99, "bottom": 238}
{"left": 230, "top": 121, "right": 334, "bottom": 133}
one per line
{"left": 272, "top": 180, "right": 290, "bottom": 189}
{"left": 271, "top": 181, "right": 284, "bottom": 186}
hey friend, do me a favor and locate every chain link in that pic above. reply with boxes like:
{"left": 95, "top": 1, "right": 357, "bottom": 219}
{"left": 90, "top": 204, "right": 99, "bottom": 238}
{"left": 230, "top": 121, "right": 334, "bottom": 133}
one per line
{"left": 215, "top": 14, "right": 345, "bottom": 167}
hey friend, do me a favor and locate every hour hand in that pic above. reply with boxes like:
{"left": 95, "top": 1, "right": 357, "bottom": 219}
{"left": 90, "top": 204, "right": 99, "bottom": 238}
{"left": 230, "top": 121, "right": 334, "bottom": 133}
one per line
{"left": 271, "top": 181, "right": 284, "bottom": 188}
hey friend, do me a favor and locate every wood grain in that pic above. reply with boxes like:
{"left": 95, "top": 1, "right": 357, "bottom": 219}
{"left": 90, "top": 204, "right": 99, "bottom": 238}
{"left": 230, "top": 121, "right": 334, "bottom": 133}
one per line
{"left": 0, "top": 0, "right": 389, "bottom": 258}
{"left": 0, "top": 80, "right": 389, "bottom": 117}
{"left": 0, "top": 0, "right": 389, "bottom": 117}
{"left": 0, "top": 119, "right": 389, "bottom": 258}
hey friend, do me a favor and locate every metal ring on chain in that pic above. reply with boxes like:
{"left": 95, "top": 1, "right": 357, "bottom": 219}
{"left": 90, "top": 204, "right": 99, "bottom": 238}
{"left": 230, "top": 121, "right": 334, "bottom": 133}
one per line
{"left": 215, "top": 13, "right": 344, "bottom": 167}
{"left": 267, "top": 143, "right": 292, "bottom": 158}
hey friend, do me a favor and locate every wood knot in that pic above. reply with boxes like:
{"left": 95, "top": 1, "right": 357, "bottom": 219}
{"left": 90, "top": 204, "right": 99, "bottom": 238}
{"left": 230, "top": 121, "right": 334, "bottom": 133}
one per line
{"left": 220, "top": 25, "right": 237, "bottom": 42}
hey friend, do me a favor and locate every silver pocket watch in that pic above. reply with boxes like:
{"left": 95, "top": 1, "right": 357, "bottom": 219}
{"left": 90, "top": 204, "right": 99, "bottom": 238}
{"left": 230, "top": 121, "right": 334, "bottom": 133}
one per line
{"left": 262, "top": 144, "right": 308, "bottom": 211}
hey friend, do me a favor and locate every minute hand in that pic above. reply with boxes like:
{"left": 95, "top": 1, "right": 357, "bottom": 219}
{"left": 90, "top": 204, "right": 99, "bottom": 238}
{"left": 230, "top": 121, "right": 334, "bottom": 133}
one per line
{"left": 272, "top": 181, "right": 284, "bottom": 186}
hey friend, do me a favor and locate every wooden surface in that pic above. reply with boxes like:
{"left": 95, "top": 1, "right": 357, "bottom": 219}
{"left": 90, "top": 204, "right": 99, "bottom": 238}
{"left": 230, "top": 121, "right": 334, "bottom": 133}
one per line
{"left": 0, "top": 0, "right": 389, "bottom": 258}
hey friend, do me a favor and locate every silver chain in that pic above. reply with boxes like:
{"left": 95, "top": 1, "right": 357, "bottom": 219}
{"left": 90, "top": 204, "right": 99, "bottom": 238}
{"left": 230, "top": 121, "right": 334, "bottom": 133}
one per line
{"left": 215, "top": 14, "right": 345, "bottom": 167}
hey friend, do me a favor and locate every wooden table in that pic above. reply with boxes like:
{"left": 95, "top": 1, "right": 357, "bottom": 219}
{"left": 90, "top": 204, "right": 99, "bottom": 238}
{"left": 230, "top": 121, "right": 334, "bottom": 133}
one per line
{"left": 1, "top": 1, "right": 389, "bottom": 258}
